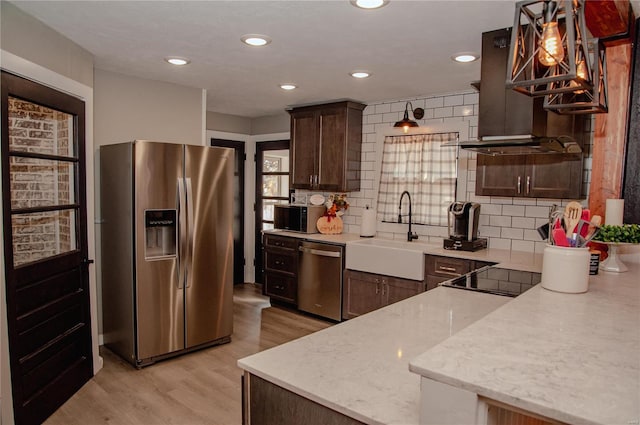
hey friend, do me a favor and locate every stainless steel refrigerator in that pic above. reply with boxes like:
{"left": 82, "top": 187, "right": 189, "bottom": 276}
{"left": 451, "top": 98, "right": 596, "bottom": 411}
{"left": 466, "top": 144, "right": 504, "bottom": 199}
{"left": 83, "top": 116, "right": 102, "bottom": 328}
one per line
{"left": 100, "top": 141, "right": 233, "bottom": 367}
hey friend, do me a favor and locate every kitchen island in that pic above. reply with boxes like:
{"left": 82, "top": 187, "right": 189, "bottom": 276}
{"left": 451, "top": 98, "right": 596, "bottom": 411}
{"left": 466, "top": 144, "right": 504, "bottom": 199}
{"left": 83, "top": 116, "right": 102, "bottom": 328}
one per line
{"left": 238, "top": 286, "right": 509, "bottom": 424}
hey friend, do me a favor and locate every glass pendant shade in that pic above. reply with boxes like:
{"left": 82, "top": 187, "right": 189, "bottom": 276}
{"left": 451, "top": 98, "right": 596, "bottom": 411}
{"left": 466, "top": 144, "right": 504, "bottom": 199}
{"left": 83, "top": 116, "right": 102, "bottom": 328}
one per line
{"left": 506, "top": 0, "right": 594, "bottom": 97}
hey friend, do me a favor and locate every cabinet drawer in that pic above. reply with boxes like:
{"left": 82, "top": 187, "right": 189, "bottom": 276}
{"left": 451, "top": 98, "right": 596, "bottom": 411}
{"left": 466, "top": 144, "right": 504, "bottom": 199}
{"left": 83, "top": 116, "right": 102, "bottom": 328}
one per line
{"left": 425, "top": 255, "right": 472, "bottom": 278}
{"left": 265, "top": 251, "right": 297, "bottom": 274}
{"left": 264, "top": 234, "right": 298, "bottom": 251}
{"left": 264, "top": 272, "right": 297, "bottom": 304}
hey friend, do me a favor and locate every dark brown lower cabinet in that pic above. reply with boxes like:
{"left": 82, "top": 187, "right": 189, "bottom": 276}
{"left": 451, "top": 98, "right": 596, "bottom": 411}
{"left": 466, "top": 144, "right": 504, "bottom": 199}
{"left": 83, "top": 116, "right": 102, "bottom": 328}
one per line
{"left": 425, "top": 255, "right": 495, "bottom": 289}
{"left": 342, "top": 270, "right": 425, "bottom": 320}
{"left": 244, "top": 373, "right": 364, "bottom": 425}
{"left": 475, "top": 153, "right": 584, "bottom": 199}
{"left": 263, "top": 234, "right": 299, "bottom": 304}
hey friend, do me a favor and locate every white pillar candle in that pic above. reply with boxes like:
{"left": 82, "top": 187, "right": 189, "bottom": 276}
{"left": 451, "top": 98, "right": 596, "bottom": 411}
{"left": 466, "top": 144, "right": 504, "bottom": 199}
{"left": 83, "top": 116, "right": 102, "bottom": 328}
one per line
{"left": 605, "top": 199, "right": 624, "bottom": 225}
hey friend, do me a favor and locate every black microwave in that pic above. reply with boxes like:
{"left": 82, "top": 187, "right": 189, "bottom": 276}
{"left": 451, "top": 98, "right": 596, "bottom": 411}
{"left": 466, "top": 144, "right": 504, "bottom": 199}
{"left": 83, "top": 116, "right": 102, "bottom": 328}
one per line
{"left": 273, "top": 205, "right": 325, "bottom": 233}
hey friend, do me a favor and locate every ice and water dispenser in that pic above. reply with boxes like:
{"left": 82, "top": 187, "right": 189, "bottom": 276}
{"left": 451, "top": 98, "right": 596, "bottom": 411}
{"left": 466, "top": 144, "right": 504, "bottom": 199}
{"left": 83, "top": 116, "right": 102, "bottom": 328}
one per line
{"left": 144, "top": 210, "right": 177, "bottom": 259}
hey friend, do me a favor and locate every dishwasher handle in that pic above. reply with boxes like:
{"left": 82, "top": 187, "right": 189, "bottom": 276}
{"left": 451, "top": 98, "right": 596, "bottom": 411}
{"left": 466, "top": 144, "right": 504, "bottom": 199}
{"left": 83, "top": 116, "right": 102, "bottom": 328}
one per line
{"left": 298, "top": 246, "right": 342, "bottom": 258}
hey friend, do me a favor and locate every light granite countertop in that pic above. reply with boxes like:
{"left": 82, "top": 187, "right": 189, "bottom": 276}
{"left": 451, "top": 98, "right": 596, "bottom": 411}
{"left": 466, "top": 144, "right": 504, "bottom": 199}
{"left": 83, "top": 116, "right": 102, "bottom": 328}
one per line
{"left": 409, "top": 263, "right": 640, "bottom": 425}
{"left": 238, "top": 287, "right": 509, "bottom": 425}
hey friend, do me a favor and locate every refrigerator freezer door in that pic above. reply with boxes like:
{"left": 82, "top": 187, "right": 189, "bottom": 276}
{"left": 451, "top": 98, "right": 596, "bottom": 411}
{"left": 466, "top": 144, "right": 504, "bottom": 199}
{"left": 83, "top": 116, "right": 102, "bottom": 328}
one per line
{"left": 184, "top": 145, "right": 234, "bottom": 348}
{"left": 135, "top": 141, "right": 185, "bottom": 360}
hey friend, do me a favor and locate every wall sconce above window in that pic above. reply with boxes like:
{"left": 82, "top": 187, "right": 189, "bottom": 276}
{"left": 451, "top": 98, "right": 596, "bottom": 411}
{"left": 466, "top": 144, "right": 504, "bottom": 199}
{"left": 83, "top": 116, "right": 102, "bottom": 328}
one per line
{"left": 506, "top": 0, "right": 595, "bottom": 97}
{"left": 543, "top": 38, "right": 608, "bottom": 114}
{"left": 394, "top": 102, "right": 424, "bottom": 133}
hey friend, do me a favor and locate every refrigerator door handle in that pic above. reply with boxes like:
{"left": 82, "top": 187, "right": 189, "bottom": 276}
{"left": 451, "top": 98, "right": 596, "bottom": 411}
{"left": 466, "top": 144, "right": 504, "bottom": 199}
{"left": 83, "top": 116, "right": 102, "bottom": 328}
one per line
{"left": 185, "top": 177, "right": 195, "bottom": 288}
{"left": 177, "top": 177, "right": 187, "bottom": 289}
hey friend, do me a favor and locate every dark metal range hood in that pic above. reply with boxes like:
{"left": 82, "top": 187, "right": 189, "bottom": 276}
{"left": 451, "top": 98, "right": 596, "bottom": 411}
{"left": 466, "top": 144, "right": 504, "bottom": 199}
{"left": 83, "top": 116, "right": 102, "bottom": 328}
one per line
{"left": 449, "top": 28, "right": 584, "bottom": 156}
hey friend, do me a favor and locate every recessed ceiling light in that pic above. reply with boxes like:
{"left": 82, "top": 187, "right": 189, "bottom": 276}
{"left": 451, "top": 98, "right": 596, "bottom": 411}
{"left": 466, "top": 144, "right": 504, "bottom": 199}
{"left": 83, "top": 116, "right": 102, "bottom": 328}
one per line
{"left": 241, "top": 34, "right": 272, "bottom": 47}
{"left": 165, "top": 57, "right": 190, "bottom": 66}
{"left": 280, "top": 84, "right": 297, "bottom": 90}
{"left": 452, "top": 53, "right": 479, "bottom": 63}
{"left": 350, "top": 0, "right": 389, "bottom": 9}
{"left": 350, "top": 71, "right": 371, "bottom": 79}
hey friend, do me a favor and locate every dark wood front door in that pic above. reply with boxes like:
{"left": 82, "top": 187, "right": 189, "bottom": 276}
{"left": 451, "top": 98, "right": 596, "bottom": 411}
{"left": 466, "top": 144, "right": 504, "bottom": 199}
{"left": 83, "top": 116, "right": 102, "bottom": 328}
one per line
{"left": 1, "top": 71, "right": 93, "bottom": 425}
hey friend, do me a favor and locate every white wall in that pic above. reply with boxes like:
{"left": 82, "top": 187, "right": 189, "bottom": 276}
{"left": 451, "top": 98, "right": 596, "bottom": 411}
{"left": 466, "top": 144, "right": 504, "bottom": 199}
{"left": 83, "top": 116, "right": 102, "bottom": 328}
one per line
{"left": 94, "top": 69, "right": 205, "bottom": 146}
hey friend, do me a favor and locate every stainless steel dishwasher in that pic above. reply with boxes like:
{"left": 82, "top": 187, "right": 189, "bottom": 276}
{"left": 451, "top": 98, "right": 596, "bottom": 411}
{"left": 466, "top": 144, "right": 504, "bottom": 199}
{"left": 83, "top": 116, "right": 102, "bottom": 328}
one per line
{"left": 298, "top": 240, "right": 344, "bottom": 321}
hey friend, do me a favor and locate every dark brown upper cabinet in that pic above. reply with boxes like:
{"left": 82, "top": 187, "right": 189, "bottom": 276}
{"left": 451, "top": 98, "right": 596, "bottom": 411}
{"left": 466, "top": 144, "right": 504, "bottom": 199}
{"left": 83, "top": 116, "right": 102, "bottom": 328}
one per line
{"left": 475, "top": 152, "right": 584, "bottom": 199}
{"left": 289, "top": 101, "right": 365, "bottom": 192}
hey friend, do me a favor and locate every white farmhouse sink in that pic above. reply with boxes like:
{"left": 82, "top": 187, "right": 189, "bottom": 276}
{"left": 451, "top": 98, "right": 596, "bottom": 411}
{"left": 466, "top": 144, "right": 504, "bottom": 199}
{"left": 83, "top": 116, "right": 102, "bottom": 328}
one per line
{"left": 345, "top": 238, "right": 426, "bottom": 281}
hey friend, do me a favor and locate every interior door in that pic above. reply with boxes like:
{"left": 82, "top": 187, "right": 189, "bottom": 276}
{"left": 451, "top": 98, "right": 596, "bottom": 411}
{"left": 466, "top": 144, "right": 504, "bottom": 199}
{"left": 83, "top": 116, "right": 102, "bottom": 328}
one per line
{"left": 1, "top": 70, "right": 93, "bottom": 424}
{"left": 211, "top": 138, "right": 246, "bottom": 285}
{"left": 254, "top": 140, "right": 290, "bottom": 284}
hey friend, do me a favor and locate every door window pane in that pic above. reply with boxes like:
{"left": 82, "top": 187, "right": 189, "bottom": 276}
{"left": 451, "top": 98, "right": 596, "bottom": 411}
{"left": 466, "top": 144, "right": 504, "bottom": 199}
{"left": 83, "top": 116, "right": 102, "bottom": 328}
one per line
{"left": 264, "top": 150, "right": 289, "bottom": 172}
{"left": 8, "top": 96, "right": 75, "bottom": 157}
{"left": 12, "top": 210, "right": 77, "bottom": 266}
{"left": 262, "top": 199, "right": 289, "bottom": 222}
{"left": 262, "top": 174, "right": 290, "bottom": 197}
{"left": 10, "top": 157, "right": 75, "bottom": 209}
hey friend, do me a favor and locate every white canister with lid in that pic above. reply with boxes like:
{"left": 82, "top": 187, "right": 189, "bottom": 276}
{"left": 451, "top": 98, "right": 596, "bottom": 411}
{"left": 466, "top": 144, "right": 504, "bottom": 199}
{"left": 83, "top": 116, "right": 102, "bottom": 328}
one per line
{"left": 541, "top": 245, "right": 590, "bottom": 293}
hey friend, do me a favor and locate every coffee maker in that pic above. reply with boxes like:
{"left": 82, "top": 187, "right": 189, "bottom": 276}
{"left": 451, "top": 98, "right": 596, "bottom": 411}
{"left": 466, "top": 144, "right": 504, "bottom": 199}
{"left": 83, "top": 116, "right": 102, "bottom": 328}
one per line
{"left": 443, "top": 201, "right": 487, "bottom": 251}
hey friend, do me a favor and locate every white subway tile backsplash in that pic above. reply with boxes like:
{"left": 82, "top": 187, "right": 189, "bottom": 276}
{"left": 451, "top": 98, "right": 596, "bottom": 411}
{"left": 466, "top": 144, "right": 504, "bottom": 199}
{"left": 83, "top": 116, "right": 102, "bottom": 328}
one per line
{"left": 480, "top": 226, "right": 501, "bottom": 237}
{"left": 512, "top": 217, "right": 535, "bottom": 228}
{"left": 340, "top": 90, "right": 592, "bottom": 250}
{"left": 501, "top": 227, "right": 524, "bottom": 239}
{"left": 463, "top": 93, "right": 479, "bottom": 104}
{"left": 434, "top": 107, "right": 454, "bottom": 118}
{"left": 503, "top": 205, "right": 526, "bottom": 216}
{"left": 375, "top": 103, "right": 391, "bottom": 114}
{"left": 481, "top": 203, "right": 502, "bottom": 215}
{"left": 425, "top": 97, "right": 444, "bottom": 108}
{"left": 525, "top": 206, "right": 551, "bottom": 218}
{"left": 489, "top": 238, "right": 512, "bottom": 250}
{"left": 490, "top": 215, "right": 512, "bottom": 227}
{"left": 511, "top": 240, "right": 535, "bottom": 253}
{"left": 367, "top": 114, "right": 383, "bottom": 124}
{"left": 444, "top": 95, "right": 464, "bottom": 107}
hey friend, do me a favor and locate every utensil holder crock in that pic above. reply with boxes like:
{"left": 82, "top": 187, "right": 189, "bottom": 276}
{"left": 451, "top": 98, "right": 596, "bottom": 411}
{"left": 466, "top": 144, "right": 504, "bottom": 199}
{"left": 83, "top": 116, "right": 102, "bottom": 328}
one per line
{"left": 541, "top": 245, "right": 590, "bottom": 293}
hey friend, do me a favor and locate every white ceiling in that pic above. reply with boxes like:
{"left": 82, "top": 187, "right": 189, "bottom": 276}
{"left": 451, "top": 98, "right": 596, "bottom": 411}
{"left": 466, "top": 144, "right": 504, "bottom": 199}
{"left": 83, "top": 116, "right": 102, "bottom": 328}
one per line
{"left": 10, "top": 1, "right": 640, "bottom": 118}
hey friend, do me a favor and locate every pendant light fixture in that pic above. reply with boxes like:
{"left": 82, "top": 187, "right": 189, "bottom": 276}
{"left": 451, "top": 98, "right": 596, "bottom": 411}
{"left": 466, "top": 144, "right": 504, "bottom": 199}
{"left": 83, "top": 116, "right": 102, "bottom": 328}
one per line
{"left": 506, "top": 0, "right": 594, "bottom": 97}
{"left": 393, "top": 102, "right": 424, "bottom": 133}
{"left": 543, "top": 39, "right": 608, "bottom": 114}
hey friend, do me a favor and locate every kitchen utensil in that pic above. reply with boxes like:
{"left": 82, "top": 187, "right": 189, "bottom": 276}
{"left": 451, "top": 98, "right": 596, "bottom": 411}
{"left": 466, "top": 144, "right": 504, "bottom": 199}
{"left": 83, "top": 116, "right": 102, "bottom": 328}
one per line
{"left": 564, "top": 201, "right": 583, "bottom": 237}
{"left": 579, "top": 209, "right": 590, "bottom": 237}
{"left": 536, "top": 223, "right": 550, "bottom": 241}
{"left": 587, "top": 215, "right": 602, "bottom": 239}
{"left": 552, "top": 228, "right": 570, "bottom": 246}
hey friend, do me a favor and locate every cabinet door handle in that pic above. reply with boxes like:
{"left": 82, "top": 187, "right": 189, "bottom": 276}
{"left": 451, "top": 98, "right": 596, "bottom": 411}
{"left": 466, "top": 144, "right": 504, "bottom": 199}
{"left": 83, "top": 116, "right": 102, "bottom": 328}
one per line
{"left": 375, "top": 283, "right": 380, "bottom": 294}
{"left": 382, "top": 283, "right": 386, "bottom": 296}
{"left": 517, "top": 176, "right": 522, "bottom": 194}
{"left": 526, "top": 175, "right": 531, "bottom": 194}
{"left": 314, "top": 174, "right": 319, "bottom": 187}
{"left": 309, "top": 175, "right": 313, "bottom": 186}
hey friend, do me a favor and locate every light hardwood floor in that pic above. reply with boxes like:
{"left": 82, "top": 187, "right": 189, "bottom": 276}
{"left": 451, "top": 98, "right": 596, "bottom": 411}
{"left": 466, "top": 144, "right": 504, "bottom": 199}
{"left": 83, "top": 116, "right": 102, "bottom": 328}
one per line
{"left": 44, "top": 284, "right": 332, "bottom": 425}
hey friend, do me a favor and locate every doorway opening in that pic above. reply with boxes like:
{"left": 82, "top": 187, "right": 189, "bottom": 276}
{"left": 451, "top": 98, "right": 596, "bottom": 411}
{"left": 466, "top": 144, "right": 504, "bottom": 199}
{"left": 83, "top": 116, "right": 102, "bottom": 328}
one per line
{"left": 211, "top": 139, "right": 246, "bottom": 285}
